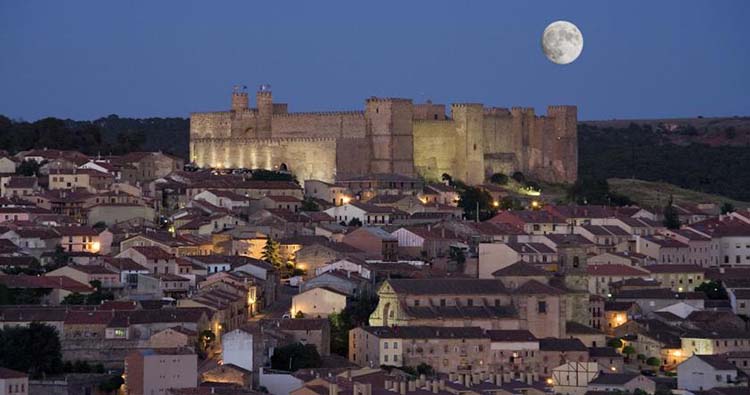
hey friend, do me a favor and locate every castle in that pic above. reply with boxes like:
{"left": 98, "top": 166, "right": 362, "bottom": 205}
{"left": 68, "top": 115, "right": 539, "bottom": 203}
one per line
{"left": 189, "top": 86, "right": 577, "bottom": 185}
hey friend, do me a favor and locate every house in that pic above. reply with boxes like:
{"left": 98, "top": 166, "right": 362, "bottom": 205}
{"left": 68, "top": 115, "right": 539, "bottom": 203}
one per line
{"left": 337, "top": 173, "right": 424, "bottom": 200}
{"left": 192, "top": 189, "right": 250, "bottom": 211}
{"left": 56, "top": 226, "right": 111, "bottom": 254}
{"left": 486, "top": 329, "right": 540, "bottom": 380}
{"left": 291, "top": 286, "right": 348, "bottom": 318}
{"left": 102, "top": 257, "right": 150, "bottom": 289}
{"left": 304, "top": 179, "right": 351, "bottom": 206}
{"left": 294, "top": 241, "right": 365, "bottom": 276}
{"left": 488, "top": 210, "right": 566, "bottom": 235}
{"left": 342, "top": 227, "right": 399, "bottom": 261}
{"left": 637, "top": 235, "right": 691, "bottom": 264}
{"left": 420, "top": 183, "right": 460, "bottom": 206}
{"left": 136, "top": 273, "right": 190, "bottom": 298}
{"left": 258, "top": 195, "right": 302, "bottom": 212}
{"left": 0, "top": 274, "right": 93, "bottom": 304}
{"left": 116, "top": 246, "right": 177, "bottom": 274}
{"left": 603, "top": 301, "right": 641, "bottom": 335}
{"left": 586, "top": 264, "right": 650, "bottom": 296}
{"left": 728, "top": 289, "right": 750, "bottom": 316}
{"left": 390, "top": 226, "right": 462, "bottom": 259}
{"left": 349, "top": 326, "right": 488, "bottom": 373}
{"left": 588, "top": 347, "right": 624, "bottom": 374}
{"left": 33, "top": 188, "right": 94, "bottom": 223}
{"left": 587, "top": 251, "right": 653, "bottom": 267}
{"left": 324, "top": 201, "right": 407, "bottom": 226}
{"left": 0, "top": 176, "right": 37, "bottom": 197}
{"left": 677, "top": 354, "right": 747, "bottom": 391}
{"left": 261, "top": 318, "right": 331, "bottom": 356}
{"left": 565, "top": 321, "right": 606, "bottom": 348}
{"left": 221, "top": 324, "right": 288, "bottom": 381}
{"left": 587, "top": 373, "right": 656, "bottom": 394}
{"left": 539, "top": 338, "right": 589, "bottom": 378}
{"left": 45, "top": 264, "right": 121, "bottom": 288}
{"left": 643, "top": 264, "right": 706, "bottom": 292}
{"left": 0, "top": 367, "right": 28, "bottom": 395}
{"left": 575, "top": 225, "right": 631, "bottom": 253}
{"left": 300, "top": 270, "right": 371, "bottom": 298}
{"left": 613, "top": 288, "right": 705, "bottom": 314}
{"left": 478, "top": 242, "right": 557, "bottom": 278}
{"left": 148, "top": 327, "right": 197, "bottom": 349}
{"left": 87, "top": 203, "right": 155, "bottom": 226}
{"left": 117, "top": 151, "right": 185, "bottom": 183}
{"left": 124, "top": 348, "right": 198, "bottom": 395}
{"left": 0, "top": 156, "right": 17, "bottom": 173}
{"left": 48, "top": 168, "right": 114, "bottom": 192}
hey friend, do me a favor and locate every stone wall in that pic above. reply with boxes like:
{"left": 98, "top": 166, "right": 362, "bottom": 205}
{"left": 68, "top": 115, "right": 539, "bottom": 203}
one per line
{"left": 190, "top": 89, "right": 578, "bottom": 184}
{"left": 413, "top": 120, "right": 456, "bottom": 181}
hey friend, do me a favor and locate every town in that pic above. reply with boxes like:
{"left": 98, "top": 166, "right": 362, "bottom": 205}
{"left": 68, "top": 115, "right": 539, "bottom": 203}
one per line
{"left": 0, "top": 144, "right": 748, "bottom": 395}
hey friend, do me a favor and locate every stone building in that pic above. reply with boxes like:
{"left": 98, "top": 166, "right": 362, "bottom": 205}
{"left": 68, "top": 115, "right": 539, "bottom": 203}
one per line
{"left": 368, "top": 278, "right": 566, "bottom": 339}
{"left": 190, "top": 86, "right": 577, "bottom": 185}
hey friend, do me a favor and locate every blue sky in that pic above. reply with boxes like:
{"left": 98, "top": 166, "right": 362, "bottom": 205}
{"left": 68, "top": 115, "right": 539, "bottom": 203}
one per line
{"left": 1, "top": 1, "right": 748, "bottom": 121}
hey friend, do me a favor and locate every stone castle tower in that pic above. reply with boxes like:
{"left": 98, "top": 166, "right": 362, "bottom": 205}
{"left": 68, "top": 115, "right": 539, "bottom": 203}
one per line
{"left": 190, "top": 85, "right": 577, "bottom": 184}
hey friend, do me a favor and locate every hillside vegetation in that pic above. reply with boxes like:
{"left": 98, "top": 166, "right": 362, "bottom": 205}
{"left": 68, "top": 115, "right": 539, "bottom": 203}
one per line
{"left": 608, "top": 178, "right": 749, "bottom": 210}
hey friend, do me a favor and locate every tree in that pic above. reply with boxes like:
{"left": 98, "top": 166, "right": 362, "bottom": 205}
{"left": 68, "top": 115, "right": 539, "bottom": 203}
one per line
{"left": 511, "top": 172, "right": 525, "bottom": 183}
{"left": 490, "top": 173, "right": 508, "bottom": 185}
{"left": 458, "top": 186, "right": 494, "bottom": 221}
{"left": 441, "top": 173, "right": 453, "bottom": 185}
{"left": 270, "top": 343, "right": 321, "bottom": 371}
{"left": 294, "top": 310, "right": 305, "bottom": 319}
{"left": 416, "top": 363, "right": 434, "bottom": 376}
{"left": 662, "top": 195, "right": 681, "bottom": 230}
{"left": 0, "top": 322, "right": 63, "bottom": 378}
{"left": 199, "top": 330, "right": 216, "bottom": 352}
{"left": 498, "top": 196, "right": 523, "bottom": 211}
{"left": 301, "top": 198, "right": 320, "bottom": 212}
{"left": 608, "top": 338, "right": 623, "bottom": 349}
{"left": 329, "top": 295, "right": 379, "bottom": 356}
{"left": 622, "top": 345, "right": 636, "bottom": 359}
{"left": 62, "top": 292, "right": 87, "bottom": 305}
{"left": 347, "top": 217, "right": 363, "bottom": 227}
{"left": 646, "top": 357, "right": 661, "bottom": 367}
{"left": 262, "top": 238, "right": 282, "bottom": 268}
{"left": 98, "top": 375, "right": 124, "bottom": 393}
{"left": 696, "top": 280, "right": 728, "bottom": 300}
{"left": 449, "top": 246, "right": 466, "bottom": 272}
{"left": 721, "top": 202, "right": 735, "bottom": 214}
{"left": 17, "top": 159, "right": 41, "bottom": 176}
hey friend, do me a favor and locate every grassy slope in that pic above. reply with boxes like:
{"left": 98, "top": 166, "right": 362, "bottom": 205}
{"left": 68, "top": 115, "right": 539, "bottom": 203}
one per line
{"left": 608, "top": 178, "right": 750, "bottom": 210}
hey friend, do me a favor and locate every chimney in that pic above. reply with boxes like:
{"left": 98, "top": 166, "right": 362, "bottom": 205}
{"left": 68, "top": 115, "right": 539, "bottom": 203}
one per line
{"left": 419, "top": 374, "right": 426, "bottom": 387}
{"left": 345, "top": 369, "right": 352, "bottom": 380}
{"left": 399, "top": 381, "right": 406, "bottom": 395}
{"left": 431, "top": 380, "right": 438, "bottom": 394}
{"left": 329, "top": 383, "right": 339, "bottom": 395}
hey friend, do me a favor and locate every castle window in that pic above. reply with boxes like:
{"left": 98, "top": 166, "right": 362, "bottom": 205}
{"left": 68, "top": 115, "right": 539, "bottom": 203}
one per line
{"left": 434, "top": 114, "right": 438, "bottom": 120}
{"left": 473, "top": 144, "right": 477, "bottom": 151}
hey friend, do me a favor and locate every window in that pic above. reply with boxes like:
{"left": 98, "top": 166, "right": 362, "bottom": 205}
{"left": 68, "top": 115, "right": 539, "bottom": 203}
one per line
{"left": 538, "top": 301, "right": 547, "bottom": 314}
{"left": 467, "top": 299, "right": 474, "bottom": 307}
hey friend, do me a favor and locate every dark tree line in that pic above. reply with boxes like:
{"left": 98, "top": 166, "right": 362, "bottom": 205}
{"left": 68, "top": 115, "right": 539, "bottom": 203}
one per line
{"left": 579, "top": 122, "right": 750, "bottom": 201}
{"left": 0, "top": 114, "right": 188, "bottom": 158}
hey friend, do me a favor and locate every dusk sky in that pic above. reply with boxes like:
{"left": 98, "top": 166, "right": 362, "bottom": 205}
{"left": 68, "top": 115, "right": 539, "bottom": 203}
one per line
{"left": 1, "top": 1, "right": 748, "bottom": 121}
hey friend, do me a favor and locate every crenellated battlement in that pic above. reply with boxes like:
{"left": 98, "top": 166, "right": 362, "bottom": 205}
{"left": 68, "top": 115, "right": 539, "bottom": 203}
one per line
{"left": 272, "top": 110, "right": 365, "bottom": 118}
{"left": 365, "top": 97, "right": 412, "bottom": 103}
{"left": 190, "top": 87, "right": 578, "bottom": 184}
{"left": 451, "top": 103, "right": 483, "bottom": 108}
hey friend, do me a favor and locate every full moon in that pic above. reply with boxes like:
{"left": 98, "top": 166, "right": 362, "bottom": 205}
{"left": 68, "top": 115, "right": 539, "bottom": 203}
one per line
{"left": 541, "top": 20, "right": 583, "bottom": 65}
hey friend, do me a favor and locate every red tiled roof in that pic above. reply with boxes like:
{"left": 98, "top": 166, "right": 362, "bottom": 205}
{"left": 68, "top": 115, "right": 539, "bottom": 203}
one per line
{"left": 0, "top": 274, "right": 94, "bottom": 293}
{"left": 130, "top": 246, "right": 173, "bottom": 260}
{"left": 55, "top": 226, "right": 100, "bottom": 237}
{"left": 587, "top": 264, "right": 649, "bottom": 276}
